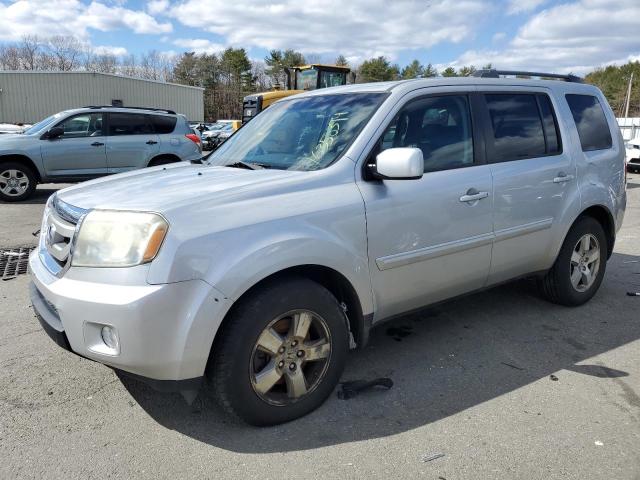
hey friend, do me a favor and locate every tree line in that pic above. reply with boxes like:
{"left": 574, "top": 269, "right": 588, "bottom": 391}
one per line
{"left": 0, "top": 35, "right": 175, "bottom": 81}
{"left": 1, "top": 35, "right": 638, "bottom": 119}
{"left": 585, "top": 62, "right": 640, "bottom": 117}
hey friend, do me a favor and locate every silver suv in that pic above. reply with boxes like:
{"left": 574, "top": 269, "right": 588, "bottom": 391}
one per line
{"left": 30, "top": 71, "right": 627, "bottom": 425}
{"left": 0, "top": 106, "right": 202, "bottom": 202}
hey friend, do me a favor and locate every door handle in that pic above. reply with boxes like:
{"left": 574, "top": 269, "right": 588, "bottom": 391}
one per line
{"left": 91, "top": 142, "right": 104, "bottom": 147}
{"left": 146, "top": 140, "right": 158, "bottom": 145}
{"left": 459, "top": 188, "right": 489, "bottom": 203}
{"left": 553, "top": 172, "right": 574, "bottom": 183}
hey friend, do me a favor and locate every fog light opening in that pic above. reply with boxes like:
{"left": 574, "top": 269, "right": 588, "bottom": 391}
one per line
{"left": 101, "top": 325, "right": 119, "bottom": 351}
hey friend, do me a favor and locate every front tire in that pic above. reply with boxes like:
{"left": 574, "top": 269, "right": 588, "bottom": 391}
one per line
{"left": 0, "top": 162, "right": 37, "bottom": 202}
{"left": 208, "top": 277, "right": 349, "bottom": 426}
{"left": 539, "top": 216, "right": 607, "bottom": 306}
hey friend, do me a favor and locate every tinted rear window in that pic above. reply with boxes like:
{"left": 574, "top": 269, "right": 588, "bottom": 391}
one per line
{"left": 151, "top": 115, "right": 177, "bottom": 134}
{"left": 565, "top": 94, "right": 612, "bottom": 151}
{"left": 485, "top": 93, "right": 546, "bottom": 161}
{"left": 108, "top": 113, "right": 153, "bottom": 136}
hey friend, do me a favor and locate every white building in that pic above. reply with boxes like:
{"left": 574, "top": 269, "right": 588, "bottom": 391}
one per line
{"left": 617, "top": 117, "right": 640, "bottom": 142}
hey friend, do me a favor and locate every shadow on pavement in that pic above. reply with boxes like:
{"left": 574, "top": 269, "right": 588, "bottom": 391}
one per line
{"left": 121, "top": 251, "right": 640, "bottom": 453}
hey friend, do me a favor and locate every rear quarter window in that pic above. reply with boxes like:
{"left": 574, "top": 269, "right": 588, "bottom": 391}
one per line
{"left": 151, "top": 115, "right": 177, "bottom": 134}
{"left": 565, "top": 94, "right": 612, "bottom": 151}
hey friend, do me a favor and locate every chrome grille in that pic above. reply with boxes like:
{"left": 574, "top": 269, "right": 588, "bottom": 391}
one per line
{"left": 45, "top": 211, "right": 75, "bottom": 264}
{"left": 39, "top": 195, "right": 88, "bottom": 276}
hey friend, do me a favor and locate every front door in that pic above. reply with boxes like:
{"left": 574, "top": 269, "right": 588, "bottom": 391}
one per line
{"left": 358, "top": 92, "right": 494, "bottom": 321}
{"left": 105, "top": 112, "right": 160, "bottom": 173}
{"left": 40, "top": 113, "right": 107, "bottom": 179}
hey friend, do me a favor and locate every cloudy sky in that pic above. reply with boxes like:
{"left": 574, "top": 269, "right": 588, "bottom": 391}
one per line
{"left": 0, "top": 0, "right": 639, "bottom": 75}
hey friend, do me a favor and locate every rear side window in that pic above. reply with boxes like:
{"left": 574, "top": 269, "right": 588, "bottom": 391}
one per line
{"left": 151, "top": 115, "right": 177, "bottom": 134}
{"left": 108, "top": 113, "right": 154, "bottom": 136}
{"left": 485, "top": 94, "right": 547, "bottom": 162}
{"left": 565, "top": 94, "right": 612, "bottom": 151}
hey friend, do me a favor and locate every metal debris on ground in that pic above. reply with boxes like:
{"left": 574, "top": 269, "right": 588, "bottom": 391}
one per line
{"left": 422, "top": 452, "right": 445, "bottom": 462}
{"left": 1, "top": 246, "right": 35, "bottom": 280}
{"left": 626, "top": 292, "right": 640, "bottom": 296}
{"left": 337, "top": 377, "right": 393, "bottom": 400}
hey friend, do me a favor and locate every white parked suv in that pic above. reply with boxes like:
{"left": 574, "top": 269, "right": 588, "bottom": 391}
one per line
{"left": 30, "top": 70, "right": 627, "bottom": 425}
{"left": 626, "top": 138, "right": 640, "bottom": 172}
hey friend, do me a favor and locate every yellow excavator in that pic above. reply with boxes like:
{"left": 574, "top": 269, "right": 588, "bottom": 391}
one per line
{"left": 241, "top": 64, "right": 351, "bottom": 124}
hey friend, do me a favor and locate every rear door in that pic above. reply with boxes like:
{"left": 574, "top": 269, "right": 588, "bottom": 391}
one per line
{"left": 105, "top": 112, "right": 160, "bottom": 173}
{"left": 358, "top": 89, "right": 494, "bottom": 321}
{"left": 40, "top": 113, "right": 107, "bottom": 179}
{"left": 152, "top": 114, "right": 197, "bottom": 160}
{"left": 478, "top": 88, "right": 579, "bottom": 284}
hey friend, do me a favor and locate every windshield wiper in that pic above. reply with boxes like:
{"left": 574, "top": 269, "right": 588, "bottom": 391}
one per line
{"left": 225, "top": 161, "right": 269, "bottom": 170}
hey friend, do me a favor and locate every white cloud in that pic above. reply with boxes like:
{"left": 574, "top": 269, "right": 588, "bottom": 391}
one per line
{"left": 0, "top": 0, "right": 172, "bottom": 41}
{"left": 446, "top": 0, "right": 640, "bottom": 76}
{"left": 168, "top": 0, "right": 488, "bottom": 61}
{"left": 148, "top": 0, "right": 169, "bottom": 15}
{"left": 82, "top": 2, "right": 173, "bottom": 34}
{"left": 93, "top": 45, "right": 128, "bottom": 56}
{"left": 506, "top": 0, "right": 546, "bottom": 15}
{"left": 492, "top": 32, "right": 506, "bottom": 43}
{"left": 173, "top": 38, "right": 225, "bottom": 54}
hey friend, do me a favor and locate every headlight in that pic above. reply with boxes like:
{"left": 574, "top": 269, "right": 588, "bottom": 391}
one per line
{"left": 71, "top": 210, "right": 168, "bottom": 267}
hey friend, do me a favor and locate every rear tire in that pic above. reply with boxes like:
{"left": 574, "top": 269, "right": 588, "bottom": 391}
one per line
{"left": 539, "top": 216, "right": 607, "bottom": 306}
{"left": 0, "top": 162, "right": 37, "bottom": 202}
{"left": 208, "top": 276, "right": 349, "bottom": 426}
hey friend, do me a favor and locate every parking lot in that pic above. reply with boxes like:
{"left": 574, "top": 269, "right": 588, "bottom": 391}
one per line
{"left": 0, "top": 174, "right": 639, "bottom": 479}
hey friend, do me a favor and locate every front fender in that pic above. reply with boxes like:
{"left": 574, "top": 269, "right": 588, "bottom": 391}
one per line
{"left": 0, "top": 146, "right": 45, "bottom": 178}
{"left": 214, "top": 235, "right": 373, "bottom": 316}
{"left": 147, "top": 213, "right": 373, "bottom": 317}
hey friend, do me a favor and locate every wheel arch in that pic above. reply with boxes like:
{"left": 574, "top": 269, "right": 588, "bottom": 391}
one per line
{"left": 0, "top": 154, "right": 41, "bottom": 182}
{"left": 215, "top": 264, "right": 369, "bottom": 351}
{"left": 577, "top": 204, "right": 616, "bottom": 258}
{"left": 148, "top": 154, "right": 181, "bottom": 167}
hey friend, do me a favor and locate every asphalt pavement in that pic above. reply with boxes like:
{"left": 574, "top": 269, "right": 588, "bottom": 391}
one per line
{"left": 1, "top": 175, "right": 639, "bottom": 479}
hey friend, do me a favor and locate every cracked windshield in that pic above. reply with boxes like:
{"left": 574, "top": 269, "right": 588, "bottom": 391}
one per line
{"left": 207, "top": 93, "right": 385, "bottom": 170}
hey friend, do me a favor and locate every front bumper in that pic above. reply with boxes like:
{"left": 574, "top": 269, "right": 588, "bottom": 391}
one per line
{"left": 29, "top": 250, "right": 232, "bottom": 387}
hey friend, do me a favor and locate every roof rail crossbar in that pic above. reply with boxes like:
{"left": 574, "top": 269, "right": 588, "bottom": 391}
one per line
{"left": 472, "top": 69, "right": 583, "bottom": 83}
{"left": 83, "top": 106, "right": 177, "bottom": 114}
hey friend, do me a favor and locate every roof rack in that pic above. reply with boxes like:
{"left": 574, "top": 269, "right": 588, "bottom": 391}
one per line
{"left": 472, "top": 69, "right": 583, "bottom": 83}
{"left": 83, "top": 106, "right": 177, "bottom": 114}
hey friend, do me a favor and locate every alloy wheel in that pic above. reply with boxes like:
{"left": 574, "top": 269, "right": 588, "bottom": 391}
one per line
{"left": 249, "top": 309, "right": 332, "bottom": 406}
{"left": 0, "top": 169, "right": 30, "bottom": 197}
{"left": 569, "top": 233, "right": 600, "bottom": 292}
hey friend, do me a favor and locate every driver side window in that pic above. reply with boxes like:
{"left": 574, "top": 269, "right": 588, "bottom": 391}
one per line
{"left": 380, "top": 95, "right": 474, "bottom": 173}
{"left": 58, "top": 113, "right": 104, "bottom": 139}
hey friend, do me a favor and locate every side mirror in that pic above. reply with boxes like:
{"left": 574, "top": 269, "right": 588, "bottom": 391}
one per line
{"left": 372, "top": 148, "right": 423, "bottom": 180}
{"left": 44, "top": 126, "right": 64, "bottom": 140}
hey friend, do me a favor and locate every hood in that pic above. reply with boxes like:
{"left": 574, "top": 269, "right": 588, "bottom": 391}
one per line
{"left": 56, "top": 162, "right": 307, "bottom": 214}
{"left": 0, "top": 133, "right": 33, "bottom": 147}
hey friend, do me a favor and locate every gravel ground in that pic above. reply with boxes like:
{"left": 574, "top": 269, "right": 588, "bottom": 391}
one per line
{"left": 1, "top": 175, "right": 639, "bottom": 479}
